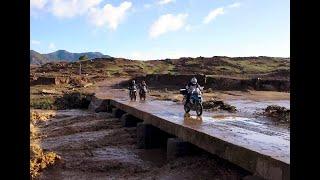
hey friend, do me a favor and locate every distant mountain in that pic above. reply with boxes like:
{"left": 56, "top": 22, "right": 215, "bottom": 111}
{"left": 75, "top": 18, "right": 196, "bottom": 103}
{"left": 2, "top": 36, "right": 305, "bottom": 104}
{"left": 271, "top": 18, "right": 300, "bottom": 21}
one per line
{"left": 43, "top": 50, "right": 112, "bottom": 61}
{"left": 30, "top": 50, "right": 112, "bottom": 65}
{"left": 30, "top": 50, "right": 50, "bottom": 65}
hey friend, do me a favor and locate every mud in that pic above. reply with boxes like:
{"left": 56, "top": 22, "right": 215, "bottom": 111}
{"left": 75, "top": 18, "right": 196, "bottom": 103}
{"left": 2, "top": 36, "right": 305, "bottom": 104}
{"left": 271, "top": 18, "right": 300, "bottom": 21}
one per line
{"left": 203, "top": 100, "right": 237, "bottom": 112}
{"left": 54, "top": 92, "right": 93, "bottom": 110}
{"left": 263, "top": 105, "right": 290, "bottom": 123}
{"left": 37, "top": 109, "right": 248, "bottom": 179}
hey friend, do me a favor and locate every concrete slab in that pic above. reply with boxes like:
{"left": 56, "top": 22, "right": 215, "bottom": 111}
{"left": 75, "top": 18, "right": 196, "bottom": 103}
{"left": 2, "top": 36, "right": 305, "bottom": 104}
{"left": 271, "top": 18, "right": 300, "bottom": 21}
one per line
{"left": 108, "top": 98, "right": 290, "bottom": 180}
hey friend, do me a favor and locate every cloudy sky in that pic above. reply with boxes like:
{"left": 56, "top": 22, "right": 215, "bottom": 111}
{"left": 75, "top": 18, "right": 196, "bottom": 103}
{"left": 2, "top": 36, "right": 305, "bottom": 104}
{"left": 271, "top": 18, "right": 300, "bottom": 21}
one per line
{"left": 30, "top": 0, "right": 290, "bottom": 60}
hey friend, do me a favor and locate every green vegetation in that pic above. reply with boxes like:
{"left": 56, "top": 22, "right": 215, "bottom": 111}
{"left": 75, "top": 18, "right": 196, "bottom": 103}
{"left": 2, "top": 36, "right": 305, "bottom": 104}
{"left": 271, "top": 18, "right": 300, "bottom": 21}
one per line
{"left": 30, "top": 97, "right": 56, "bottom": 109}
{"left": 32, "top": 56, "right": 289, "bottom": 79}
{"left": 79, "top": 55, "right": 88, "bottom": 61}
{"left": 30, "top": 92, "right": 93, "bottom": 110}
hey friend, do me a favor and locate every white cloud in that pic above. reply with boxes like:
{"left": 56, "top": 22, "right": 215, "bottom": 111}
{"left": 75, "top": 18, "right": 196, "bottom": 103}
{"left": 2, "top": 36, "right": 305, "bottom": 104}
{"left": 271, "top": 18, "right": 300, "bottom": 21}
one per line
{"left": 203, "top": 7, "right": 224, "bottom": 24}
{"left": 50, "top": 0, "right": 102, "bottom": 18}
{"left": 144, "top": 4, "right": 152, "bottom": 9}
{"left": 48, "top": 43, "right": 56, "bottom": 50}
{"left": 158, "top": 0, "right": 174, "bottom": 5}
{"left": 228, "top": 2, "right": 241, "bottom": 8}
{"left": 149, "top": 13, "right": 188, "bottom": 38}
{"left": 30, "top": 0, "right": 47, "bottom": 17}
{"left": 31, "top": 0, "right": 47, "bottom": 9}
{"left": 88, "top": 1, "right": 132, "bottom": 30}
{"left": 31, "top": 40, "right": 41, "bottom": 45}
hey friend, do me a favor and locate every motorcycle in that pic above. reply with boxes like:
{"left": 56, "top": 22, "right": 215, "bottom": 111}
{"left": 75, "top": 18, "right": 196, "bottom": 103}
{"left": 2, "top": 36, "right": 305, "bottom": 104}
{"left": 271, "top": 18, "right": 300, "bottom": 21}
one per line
{"left": 180, "top": 87, "right": 203, "bottom": 116}
{"left": 139, "top": 85, "right": 147, "bottom": 101}
{"left": 129, "top": 86, "right": 137, "bottom": 101}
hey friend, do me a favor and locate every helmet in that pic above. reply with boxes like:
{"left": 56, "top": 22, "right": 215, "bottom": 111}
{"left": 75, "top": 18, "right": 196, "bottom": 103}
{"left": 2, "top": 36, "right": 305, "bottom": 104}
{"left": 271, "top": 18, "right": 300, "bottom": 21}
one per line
{"left": 191, "top": 77, "right": 197, "bottom": 84}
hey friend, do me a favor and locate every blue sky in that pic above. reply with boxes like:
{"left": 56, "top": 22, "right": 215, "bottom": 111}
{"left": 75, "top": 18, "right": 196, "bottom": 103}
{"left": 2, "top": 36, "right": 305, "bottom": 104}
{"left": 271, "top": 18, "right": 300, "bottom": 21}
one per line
{"left": 30, "top": 0, "right": 290, "bottom": 60}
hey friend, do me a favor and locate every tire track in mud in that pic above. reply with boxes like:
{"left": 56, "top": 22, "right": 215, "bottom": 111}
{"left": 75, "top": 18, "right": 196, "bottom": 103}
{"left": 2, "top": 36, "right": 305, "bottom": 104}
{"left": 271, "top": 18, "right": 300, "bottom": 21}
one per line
{"left": 38, "top": 110, "right": 249, "bottom": 180}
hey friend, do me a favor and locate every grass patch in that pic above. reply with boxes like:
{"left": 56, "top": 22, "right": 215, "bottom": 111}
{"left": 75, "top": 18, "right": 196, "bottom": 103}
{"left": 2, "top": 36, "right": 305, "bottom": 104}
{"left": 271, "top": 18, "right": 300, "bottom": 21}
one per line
{"left": 30, "top": 97, "right": 56, "bottom": 109}
{"left": 54, "top": 92, "right": 93, "bottom": 109}
{"left": 31, "top": 92, "right": 93, "bottom": 110}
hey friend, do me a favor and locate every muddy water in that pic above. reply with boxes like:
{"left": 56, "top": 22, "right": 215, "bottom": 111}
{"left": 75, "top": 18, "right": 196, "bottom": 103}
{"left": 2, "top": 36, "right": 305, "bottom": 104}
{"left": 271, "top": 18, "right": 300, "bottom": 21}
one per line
{"left": 37, "top": 109, "right": 248, "bottom": 179}
{"left": 226, "top": 99, "right": 290, "bottom": 116}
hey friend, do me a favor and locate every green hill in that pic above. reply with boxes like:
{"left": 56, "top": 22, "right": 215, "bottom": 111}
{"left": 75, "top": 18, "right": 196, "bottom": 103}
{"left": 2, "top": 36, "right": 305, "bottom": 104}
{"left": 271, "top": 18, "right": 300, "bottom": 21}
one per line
{"left": 30, "top": 50, "right": 112, "bottom": 65}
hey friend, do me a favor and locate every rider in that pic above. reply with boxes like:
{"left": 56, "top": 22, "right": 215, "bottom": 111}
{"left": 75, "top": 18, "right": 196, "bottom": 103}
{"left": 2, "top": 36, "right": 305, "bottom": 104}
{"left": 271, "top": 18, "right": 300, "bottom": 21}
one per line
{"left": 128, "top": 80, "right": 137, "bottom": 91}
{"left": 139, "top": 80, "right": 148, "bottom": 93}
{"left": 185, "top": 77, "right": 201, "bottom": 104}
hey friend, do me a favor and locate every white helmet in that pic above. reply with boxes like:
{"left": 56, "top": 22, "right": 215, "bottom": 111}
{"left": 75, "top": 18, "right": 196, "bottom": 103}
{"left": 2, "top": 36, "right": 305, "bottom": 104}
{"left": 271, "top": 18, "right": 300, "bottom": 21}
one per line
{"left": 191, "top": 77, "right": 197, "bottom": 84}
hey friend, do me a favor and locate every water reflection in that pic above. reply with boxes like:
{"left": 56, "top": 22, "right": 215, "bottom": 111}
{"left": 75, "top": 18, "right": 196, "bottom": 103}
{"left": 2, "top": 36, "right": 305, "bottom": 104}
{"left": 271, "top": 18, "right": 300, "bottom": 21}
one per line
{"left": 183, "top": 113, "right": 203, "bottom": 127}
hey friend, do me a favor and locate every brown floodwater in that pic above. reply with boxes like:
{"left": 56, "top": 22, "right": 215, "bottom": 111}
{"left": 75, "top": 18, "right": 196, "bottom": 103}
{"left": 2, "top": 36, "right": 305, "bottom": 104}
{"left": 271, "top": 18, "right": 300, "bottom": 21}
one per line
{"left": 36, "top": 109, "right": 249, "bottom": 179}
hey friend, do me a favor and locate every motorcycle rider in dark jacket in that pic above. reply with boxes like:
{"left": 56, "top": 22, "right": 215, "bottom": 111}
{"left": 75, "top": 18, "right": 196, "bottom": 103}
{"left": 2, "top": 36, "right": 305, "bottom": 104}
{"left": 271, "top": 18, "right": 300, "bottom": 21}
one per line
{"left": 128, "top": 80, "right": 138, "bottom": 91}
{"left": 139, "top": 80, "right": 148, "bottom": 93}
{"left": 185, "top": 77, "right": 201, "bottom": 104}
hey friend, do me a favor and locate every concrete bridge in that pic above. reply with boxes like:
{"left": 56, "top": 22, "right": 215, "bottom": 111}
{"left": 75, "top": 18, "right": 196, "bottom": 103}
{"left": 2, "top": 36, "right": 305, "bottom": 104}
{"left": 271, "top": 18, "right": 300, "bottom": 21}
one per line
{"left": 89, "top": 96, "right": 290, "bottom": 180}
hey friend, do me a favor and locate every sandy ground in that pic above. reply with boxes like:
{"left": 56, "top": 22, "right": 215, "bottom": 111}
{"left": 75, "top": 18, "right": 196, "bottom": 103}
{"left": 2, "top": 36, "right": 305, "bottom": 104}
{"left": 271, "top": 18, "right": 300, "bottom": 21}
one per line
{"left": 36, "top": 109, "right": 248, "bottom": 180}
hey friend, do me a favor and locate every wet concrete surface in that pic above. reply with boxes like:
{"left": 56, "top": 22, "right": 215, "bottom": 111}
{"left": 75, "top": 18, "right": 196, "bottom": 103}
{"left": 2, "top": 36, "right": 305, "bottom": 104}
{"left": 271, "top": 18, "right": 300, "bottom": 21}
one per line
{"left": 110, "top": 98, "right": 290, "bottom": 165}
{"left": 95, "top": 84, "right": 290, "bottom": 164}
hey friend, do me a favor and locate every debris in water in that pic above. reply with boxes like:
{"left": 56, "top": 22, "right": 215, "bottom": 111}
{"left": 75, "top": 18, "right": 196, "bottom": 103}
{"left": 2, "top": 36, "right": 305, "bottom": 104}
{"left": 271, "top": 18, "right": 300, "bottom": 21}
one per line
{"left": 263, "top": 105, "right": 290, "bottom": 122}
{"left": 202, "top": 100, "right": 237, "bottom": 113}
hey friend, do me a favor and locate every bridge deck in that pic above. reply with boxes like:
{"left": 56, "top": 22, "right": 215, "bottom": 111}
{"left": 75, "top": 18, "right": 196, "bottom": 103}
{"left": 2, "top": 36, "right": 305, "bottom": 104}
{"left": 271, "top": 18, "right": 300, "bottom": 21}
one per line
{"left": 107, "top": 99, "right": 289, "bottom": 180}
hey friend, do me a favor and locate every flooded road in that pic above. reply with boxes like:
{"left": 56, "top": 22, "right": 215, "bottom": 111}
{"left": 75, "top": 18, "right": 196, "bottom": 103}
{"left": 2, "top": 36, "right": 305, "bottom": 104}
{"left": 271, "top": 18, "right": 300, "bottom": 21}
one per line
{"left": 109, "top": 97, "right": 290, "bottom": 165}
{"left": 226, "top": 99, "right": 290, "bottom": 116}
{"left": 35, "top": 80, "right": 289, "bottom": 179}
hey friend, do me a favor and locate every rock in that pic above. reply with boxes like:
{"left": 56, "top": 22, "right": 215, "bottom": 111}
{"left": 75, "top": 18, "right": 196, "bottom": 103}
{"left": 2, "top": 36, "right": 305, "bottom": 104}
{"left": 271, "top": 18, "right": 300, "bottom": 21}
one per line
{"left": 41, "top": 89, "right": 62, "bottom": 95}
{"left": 84, "top": 83, "right": 93, "bottom": 88}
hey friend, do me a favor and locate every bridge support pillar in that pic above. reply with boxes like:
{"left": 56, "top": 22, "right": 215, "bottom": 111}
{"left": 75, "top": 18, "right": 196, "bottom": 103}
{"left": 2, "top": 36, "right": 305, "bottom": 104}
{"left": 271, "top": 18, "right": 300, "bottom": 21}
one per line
{"left": 167, "top": 138, "right": 197, "bottom": 160}
{"left": 137, "top": 123, "right": 172, "bottom": 149}
{"left": 120, "top": 113, "right": 142, "bottom": 127}
{"left": 106, "top": 104, "right": 113, "bottom": 113}
{"left": 112, "top": 108, "right": 126, "bottom": 118}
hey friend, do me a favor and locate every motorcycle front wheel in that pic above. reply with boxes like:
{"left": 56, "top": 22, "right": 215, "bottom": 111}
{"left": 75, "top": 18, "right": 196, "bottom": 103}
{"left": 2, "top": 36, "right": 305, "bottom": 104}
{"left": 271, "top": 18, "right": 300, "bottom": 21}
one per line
{"left": 196, "top": 103, "right": 203, "bottom": 116}
{"left": 184, "top": 103, "right": 191, "bottom": 113}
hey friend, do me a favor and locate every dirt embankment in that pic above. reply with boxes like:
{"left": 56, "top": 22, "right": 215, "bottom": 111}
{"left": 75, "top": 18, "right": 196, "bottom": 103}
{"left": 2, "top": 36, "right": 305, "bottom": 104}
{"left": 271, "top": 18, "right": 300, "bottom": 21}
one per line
{"left": 121, "top": 74, "right": 290, "bottom": 92}
{"left": 35, "top": 109, "right": 248, "bottom": 179}
{"left": 30, "top": 111, "right": 61, "bottom": 178}
{"left": 31, "top": 92, "right": 93, "bottom": 110}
